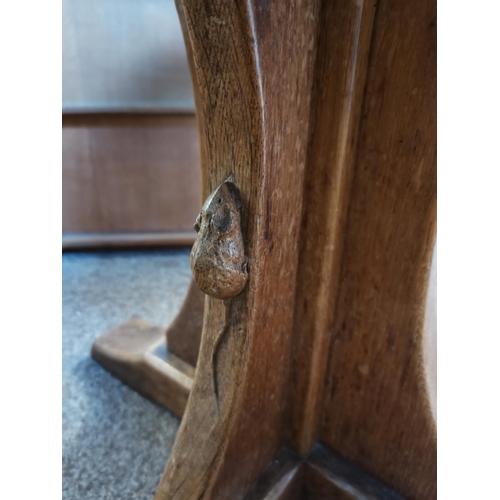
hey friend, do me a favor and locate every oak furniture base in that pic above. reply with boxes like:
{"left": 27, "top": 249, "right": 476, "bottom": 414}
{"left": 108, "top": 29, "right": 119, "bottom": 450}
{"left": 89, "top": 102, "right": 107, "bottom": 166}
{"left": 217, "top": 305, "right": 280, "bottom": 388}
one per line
{"left": 91, "top": 317, "right": 194, "bottom": 418}
{"left": 90, "top": 321, "right": 404, "bottom": 499}
{"left": 245, "top": 444, "right": 403, "bottom": 500}
{"left": 89, "top": 0, "right": 436, "bottom": 496}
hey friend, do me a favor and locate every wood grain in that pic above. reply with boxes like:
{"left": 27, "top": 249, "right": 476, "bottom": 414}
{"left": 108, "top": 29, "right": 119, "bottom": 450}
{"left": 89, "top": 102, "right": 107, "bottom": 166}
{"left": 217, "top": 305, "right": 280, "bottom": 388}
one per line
{"left": 80, "top": 0, "right": 436, "bottom": 497}
{"left": 243, "top": 448, "right": 303, "bottom": 500}
{"left": 153, "top": 1, "right": 320, "bottom": 498}
{"left": 91, "top": 317, "right": 194, "bottom": 418}
{"left": 166, "top": 280, "right": 205, "bottom": 366}
{"left": 287, "top": 0, "right": 377, "bottom": 455}
{"left": 319, "top": 0, "right": 437, "bottom": 497}
{"left": 62, "top": 113, "right": 201, "bottom": 234}
{"left": 162, "top": 0, "right": 211, "bottom": 370}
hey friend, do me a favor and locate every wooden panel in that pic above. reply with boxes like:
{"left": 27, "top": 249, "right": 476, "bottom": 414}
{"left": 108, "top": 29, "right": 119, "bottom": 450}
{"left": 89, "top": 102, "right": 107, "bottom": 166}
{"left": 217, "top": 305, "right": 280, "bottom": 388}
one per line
{"left": 319, "top": 0, "right": 437, "bottom": 497}
{"left": 153, "top": 1, "right": 320, "bottom": 499}
{"left": 62, "top": 113, "right": 201, "bottom": 234}
{"left": 288, "top": 0, "right": 376, "bottom": 454}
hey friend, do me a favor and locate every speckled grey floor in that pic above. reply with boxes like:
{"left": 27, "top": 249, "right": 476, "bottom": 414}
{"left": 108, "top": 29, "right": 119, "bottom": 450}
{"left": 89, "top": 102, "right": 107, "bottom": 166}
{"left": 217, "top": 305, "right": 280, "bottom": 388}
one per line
{"left": 62, "top": 249, "right": 192, "bottom": 500}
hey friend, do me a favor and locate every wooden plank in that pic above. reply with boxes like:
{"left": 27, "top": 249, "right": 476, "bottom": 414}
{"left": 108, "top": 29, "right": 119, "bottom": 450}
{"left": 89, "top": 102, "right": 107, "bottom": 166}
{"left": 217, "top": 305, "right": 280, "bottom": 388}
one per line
{"left": 62, "top": 113, "right": 194, "bottom": 127}
{"left": 153, "top": 1, "right": 320, "bottom": 499}
{"left": 319, "top": 0, "right": 437, "bottom": 497}
{"left": 288, "top": 0, "right": 377, "bottom": 454}
{"left": 62, "top": 106, "right": 195, "bottom": 114}
{"left": 62, "top": 113, "right": 201, "bottom": 234}
{"left": 91, "top": 317, "right": 194, "bottom": 418}
{"left": 62, "top": 231, "right": 196, "bottom": 250}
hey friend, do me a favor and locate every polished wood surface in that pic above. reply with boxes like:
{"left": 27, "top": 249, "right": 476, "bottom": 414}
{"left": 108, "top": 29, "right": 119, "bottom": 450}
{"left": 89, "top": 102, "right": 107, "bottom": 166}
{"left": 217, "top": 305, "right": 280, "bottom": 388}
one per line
{"left": 166, "top": 281, "right": 205, "bottom": 366}
{"left": 62, "top": 113, "right": 201, "bottom": 235}
{"left": 319, "top": 0, "right": 437, "bottom": 497}
{"left": 242, "top": 444, "right": 404, "bottom": 500}
{"left": 287, "top": 0, "right": 376, "bottom": 455}
{"left": 89, "top": 0, "right": 436, "bottom": 498}
{"left": 155, "top": 0, "right": 435, "bottom": 498}
{"left": 154, "top": 1, "right": 320, "bottom": 498}
{"left": 91, "top": 318, "right": 194, "bottom": 418}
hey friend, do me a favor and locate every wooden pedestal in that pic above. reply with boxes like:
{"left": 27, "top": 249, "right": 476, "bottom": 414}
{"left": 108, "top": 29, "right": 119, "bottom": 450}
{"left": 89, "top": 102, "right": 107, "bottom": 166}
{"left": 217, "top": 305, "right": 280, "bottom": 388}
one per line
{"left": 91, "top": 317, "right": 194, "bottom": 418}
{"left": 91, "top": 0, "right": 436, "bottom": 498}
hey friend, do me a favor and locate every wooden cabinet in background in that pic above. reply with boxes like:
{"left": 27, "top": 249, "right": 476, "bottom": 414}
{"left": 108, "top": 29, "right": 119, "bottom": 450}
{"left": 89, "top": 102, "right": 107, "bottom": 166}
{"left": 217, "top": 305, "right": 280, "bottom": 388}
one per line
{"left": 62, "top": 113, "right": 201, "bottom": 249}
{"left": 62, "top": 0, "right": 202, "bottom": 249}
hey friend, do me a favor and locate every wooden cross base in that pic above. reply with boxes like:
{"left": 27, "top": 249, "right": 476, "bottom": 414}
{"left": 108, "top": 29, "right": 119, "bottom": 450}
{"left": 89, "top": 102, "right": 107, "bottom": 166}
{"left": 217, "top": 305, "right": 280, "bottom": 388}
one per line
{"left": 90, "top": 0, "right": 436, "bottom": 497}
{"left": 244, "top": 445, "right": 403, "bottom": 500}
{"left": 92, "top": 318, "right": 403, "bottom": 499}
{"left": 91, "top": 317, "right": 194, "bottom": 418}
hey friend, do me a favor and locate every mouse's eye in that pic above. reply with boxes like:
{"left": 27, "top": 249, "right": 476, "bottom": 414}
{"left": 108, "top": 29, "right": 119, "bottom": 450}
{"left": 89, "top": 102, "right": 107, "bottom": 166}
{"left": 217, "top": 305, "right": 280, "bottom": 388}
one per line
{"left": 212, "top": 206, "right": 232, "bottom": 233}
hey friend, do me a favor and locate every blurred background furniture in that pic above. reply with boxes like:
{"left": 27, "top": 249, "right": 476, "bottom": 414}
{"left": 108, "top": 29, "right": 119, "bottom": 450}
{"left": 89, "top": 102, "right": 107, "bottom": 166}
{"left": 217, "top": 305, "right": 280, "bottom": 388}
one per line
{"left": 62, "top": 0, "right": 201, "bottom": 249}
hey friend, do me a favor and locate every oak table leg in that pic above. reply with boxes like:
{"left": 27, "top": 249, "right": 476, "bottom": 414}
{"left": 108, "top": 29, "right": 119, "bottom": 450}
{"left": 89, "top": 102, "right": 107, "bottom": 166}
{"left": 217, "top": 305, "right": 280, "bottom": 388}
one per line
{"left": 165, "top": 280, "right": 205, "bottom": 367}
{"left": 154, "top": 0, "right": 321, "bottom": 498}
{"left": 91, "top": 0, "right": 436, "bottom": 498}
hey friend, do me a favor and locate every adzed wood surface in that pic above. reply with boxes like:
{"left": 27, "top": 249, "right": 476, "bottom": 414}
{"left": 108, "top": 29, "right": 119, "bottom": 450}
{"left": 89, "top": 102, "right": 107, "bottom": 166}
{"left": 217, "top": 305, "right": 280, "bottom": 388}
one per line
{"left": 304, "top": 443, "right": 403, "bottom": 500}
{"left": 319, "top": 0, "right": 437, "bottom": 497}
{"left": 166, "top": 281, "right": 205, "bottom": 367}
{"left": 89, "top": 0, "right": 437, "bottom": 498}
{"left": 154, "top": 0, "right": 320, "bottom": 498}
{"left": 91, "top": 317, "right": 194, "bottom": 418}
{"left": 287, "top": 0, "right": 377, "bottom": 455}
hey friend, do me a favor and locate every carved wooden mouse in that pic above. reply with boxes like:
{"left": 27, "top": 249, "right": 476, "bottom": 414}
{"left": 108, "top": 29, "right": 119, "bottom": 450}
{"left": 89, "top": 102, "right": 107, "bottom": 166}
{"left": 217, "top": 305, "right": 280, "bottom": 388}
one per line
{"left": 190, "top": 179, "right": 248, "bottom": 300}
{"left": 190, "top": 178, "right": 248, "bottom": 405}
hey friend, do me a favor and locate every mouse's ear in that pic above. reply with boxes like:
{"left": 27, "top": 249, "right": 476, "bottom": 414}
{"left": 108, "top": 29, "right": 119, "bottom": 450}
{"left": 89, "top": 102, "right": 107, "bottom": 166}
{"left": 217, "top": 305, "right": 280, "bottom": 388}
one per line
{"left": 223, "top": 181, "right": 242, "bottom": 211}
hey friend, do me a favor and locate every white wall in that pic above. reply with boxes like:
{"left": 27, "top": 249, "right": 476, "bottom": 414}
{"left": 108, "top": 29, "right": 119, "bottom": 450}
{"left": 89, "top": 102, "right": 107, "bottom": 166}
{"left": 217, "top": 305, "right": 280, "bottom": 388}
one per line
{"left": 62, "top": 0, "right": 194, "bottom": 112}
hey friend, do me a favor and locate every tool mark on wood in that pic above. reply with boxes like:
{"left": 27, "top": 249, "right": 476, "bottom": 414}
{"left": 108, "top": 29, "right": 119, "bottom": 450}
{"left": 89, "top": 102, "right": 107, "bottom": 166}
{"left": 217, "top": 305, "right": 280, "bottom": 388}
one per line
{"left": 212, "top": 301, "right": 232, "bottom": 408}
